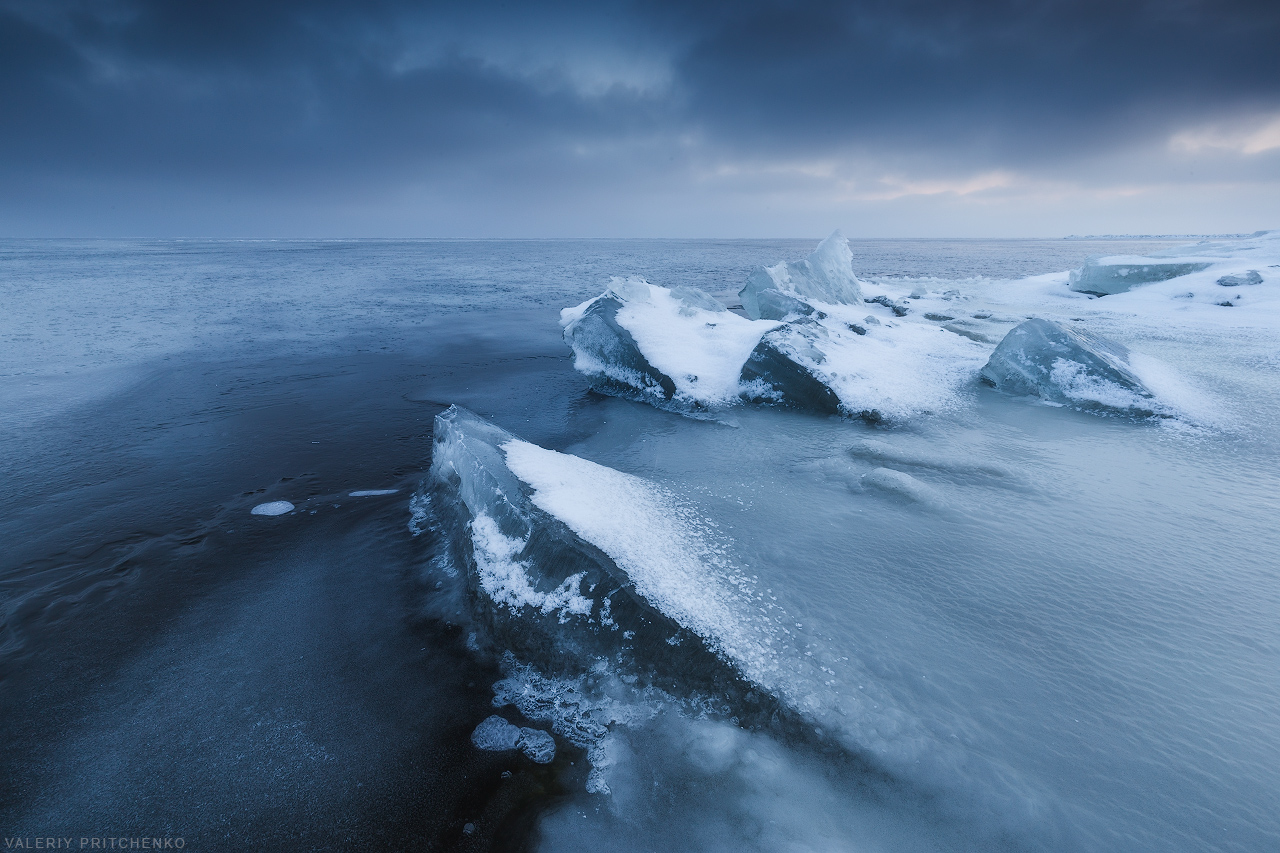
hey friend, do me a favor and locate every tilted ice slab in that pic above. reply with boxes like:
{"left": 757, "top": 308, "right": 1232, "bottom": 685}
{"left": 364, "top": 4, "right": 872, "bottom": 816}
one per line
{"left": 981, "top": 319, "right": 1159, "bottom": 415}
{"left": 739, "top": 230, "right": 864, "bottom": 320}
{"left": 427, "top": 405, "right": 790, "bottom": 704}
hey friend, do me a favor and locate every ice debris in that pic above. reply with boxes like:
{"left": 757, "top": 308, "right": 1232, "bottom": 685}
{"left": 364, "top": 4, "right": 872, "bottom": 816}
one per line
{"left": 471, "top": 715, "right": 557, "bottom": 763}
{"left": 981, "top": 319, "right": 1157, "bottom": 415}
{"left": 739, "top": 231, "right": 863, "bottom": 320}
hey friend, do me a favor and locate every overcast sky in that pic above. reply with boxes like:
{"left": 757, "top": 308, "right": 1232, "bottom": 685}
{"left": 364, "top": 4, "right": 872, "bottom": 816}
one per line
{"left": 2, "top": 0, "right": 1278, "bottom": 237}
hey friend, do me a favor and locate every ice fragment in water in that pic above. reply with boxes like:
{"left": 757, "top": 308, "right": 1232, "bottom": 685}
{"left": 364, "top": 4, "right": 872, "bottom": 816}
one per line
{"left": 561, "top": 281, "right": 775, "bottom": 409}
{"left": 1216, "top": 270, "right": 1263, "bottom": 287}
{"left": 1068, "top": 257, "right": 1211, "bottom": 296}
{"left": 251, "top": 501, "right": 294, "bottom": 516}
{"left": 981, "top": 319, "right": 1156, "bottom": 414}
{"left": 349, "top": 489, "right": 398, "bottom": 497}
{"left": 516, "top": 727, "right": 557, "bottom": 763}
{"left": 472, "top": 715, "right": 522, "bottom": 751}
{"left": 739, "top": 231, "right": 863, "bottom": 319}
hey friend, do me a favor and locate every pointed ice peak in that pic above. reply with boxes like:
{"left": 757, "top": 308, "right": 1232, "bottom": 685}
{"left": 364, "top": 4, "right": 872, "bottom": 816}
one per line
{"left": 739, "top": 230, "right": 863, "bottom": 319}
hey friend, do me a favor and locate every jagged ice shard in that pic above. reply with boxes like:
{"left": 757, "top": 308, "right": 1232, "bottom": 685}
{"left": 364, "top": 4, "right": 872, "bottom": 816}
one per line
{"left": 739, "top": 230, "right": 864, "bottom": 320}
{"left": 981, "top": 319, "right": 1158, "bottom": 414}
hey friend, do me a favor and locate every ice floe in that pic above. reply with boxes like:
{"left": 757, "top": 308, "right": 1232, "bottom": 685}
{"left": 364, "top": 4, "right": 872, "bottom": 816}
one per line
{"left": 250, "top": 501, "right": 294, "bottom": 516}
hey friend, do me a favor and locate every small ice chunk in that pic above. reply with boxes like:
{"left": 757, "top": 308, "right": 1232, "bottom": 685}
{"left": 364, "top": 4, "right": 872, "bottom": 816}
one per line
{"left": 864, "top": 294, "right": 910, "bottom": 316}
{"left": 349, "top": 489, "right": 398, "bottom": 497}
{"left": 739, "top": 231, "right": 863, "bottom": 319}
{"left": 517, "top": 727, "right": 557, "bottom": 763}
{"left": 981, "top": 319, "right": 1156, "bottom": 414}
{"left": 862, "top": 315, "right": 881, "bottom": 326}
{"left": 1216, "top": 270, "right": 1263, "bottom": 287}
{"left": 1068, "top": 257, "right": 1211, "bottom": 296}
{"left": 472, "top": 715, "right": 522, "bottom": 751}
{"left": 251, "top": 501, "right": 294, "bottom": 516}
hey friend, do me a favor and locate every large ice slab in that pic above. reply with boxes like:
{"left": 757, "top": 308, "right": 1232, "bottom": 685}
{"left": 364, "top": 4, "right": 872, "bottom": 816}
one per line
{"left": 428, "top": 405, "right": 775, "bottom": 699}
{"left": 980, "top": 319, "right": 1157, "bottom": 414}
{"left": 1068, "top": 257, "right": 1212, "bottom": 296}
{"left": 740, "top": 231, "right": 864, "bottom": 319}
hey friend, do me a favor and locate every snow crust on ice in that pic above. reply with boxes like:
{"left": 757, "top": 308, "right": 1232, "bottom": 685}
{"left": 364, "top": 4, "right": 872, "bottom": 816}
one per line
{"left": 501, "top": 438, "right": 777, "bottom": 686}
{"left": 562, "top": 277, "right": 779, "bottom": 408}
{"left": 739, "top": 231, "right": 864, "bottom": 319}
{"left": 250, "top": 500, "right": 294, "bottom": 516}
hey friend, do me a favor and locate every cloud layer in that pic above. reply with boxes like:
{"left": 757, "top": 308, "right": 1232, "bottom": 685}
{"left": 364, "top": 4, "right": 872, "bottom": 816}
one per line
{"left": 2, "top": 0, "right": 1278, "bottom": 235}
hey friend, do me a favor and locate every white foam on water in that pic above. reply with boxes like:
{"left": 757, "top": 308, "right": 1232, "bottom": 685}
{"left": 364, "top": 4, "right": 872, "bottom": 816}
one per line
{"left": 250, "top": 501, "right": 294, "bottom": 516}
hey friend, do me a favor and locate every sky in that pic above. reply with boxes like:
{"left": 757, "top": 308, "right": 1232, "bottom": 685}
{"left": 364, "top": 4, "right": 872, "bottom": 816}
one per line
{"left": 2, "top": 0, "right": 1278, "bottom": 237}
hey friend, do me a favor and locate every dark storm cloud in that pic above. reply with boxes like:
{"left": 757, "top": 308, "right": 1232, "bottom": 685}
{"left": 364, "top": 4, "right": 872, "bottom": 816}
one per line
{"left": 669, "top": 0, "right": 1280, "bottom": 162}
{"left": 1, "top": 0, "right": 1278, "bottom": 232}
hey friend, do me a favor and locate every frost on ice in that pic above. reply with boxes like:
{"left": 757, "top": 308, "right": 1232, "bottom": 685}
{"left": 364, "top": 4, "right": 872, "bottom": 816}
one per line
{"left": 981, "top": 319, "right": 1157, "bottom": 414}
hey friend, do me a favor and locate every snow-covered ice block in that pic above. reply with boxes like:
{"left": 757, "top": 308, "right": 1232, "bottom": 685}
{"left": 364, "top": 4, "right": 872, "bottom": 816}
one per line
{"left": 561, "top": 277, "right": 777, "bottom": 409}
{"left": 739, "top": 231, "right": 864, "bottom": 319}
{"left": 980, "top": 319, "right": 1157, "bottom": 414}
{"left": 1068, "top": 257, "right": 1212, "bottom": 296}
{"left": 1216, "top": 270, "right": 1263, "bottom": 287}
{"left": 560, "top": 289, "right": 678, "bottom": 404}
{"left": 739, "top": 320, "right": 843, "bottom": 415}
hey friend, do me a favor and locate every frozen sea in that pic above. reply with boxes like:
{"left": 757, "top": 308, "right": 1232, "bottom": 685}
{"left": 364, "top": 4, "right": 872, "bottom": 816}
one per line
{"left": 1, "top": 238, "right": 1278, "bottom": 851}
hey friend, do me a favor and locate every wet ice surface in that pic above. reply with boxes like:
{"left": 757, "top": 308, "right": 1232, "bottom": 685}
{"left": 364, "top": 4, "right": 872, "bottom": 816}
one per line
{"left": 3, "top": 237, "right": 1279, "bottom": 852}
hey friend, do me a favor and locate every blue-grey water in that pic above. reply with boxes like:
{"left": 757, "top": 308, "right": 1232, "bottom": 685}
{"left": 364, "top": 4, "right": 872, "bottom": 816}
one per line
{"left": 1, "top": 238, "right": 1277, "bottom": 851}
